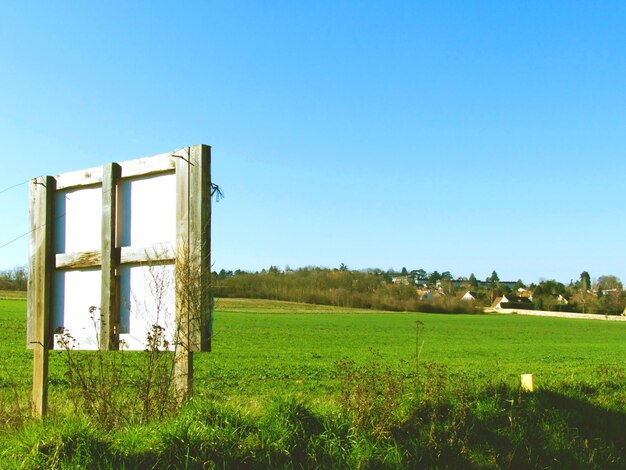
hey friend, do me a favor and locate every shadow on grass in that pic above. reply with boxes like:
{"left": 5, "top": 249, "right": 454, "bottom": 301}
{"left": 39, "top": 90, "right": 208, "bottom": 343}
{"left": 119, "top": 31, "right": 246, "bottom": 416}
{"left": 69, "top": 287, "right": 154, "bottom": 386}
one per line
{"left": 494, "top": 388, "right": 626, "bottom": 469}
{"left": 537, "top": 389, "right": 626, "bottom": 450}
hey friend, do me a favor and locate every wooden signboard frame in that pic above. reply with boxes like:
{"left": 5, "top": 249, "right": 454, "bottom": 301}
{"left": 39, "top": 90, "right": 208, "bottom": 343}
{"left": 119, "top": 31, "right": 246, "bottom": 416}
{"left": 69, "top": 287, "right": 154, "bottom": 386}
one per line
{"left": 28, "top": 145, "right": 212, "bottom": 417}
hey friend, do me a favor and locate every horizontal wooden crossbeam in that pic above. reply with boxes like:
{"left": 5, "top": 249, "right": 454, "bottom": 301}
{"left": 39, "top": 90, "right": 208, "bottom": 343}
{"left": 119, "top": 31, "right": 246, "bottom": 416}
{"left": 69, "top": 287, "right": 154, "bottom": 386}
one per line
{"left": 54, "top": 151, "right": 182, "bottom": 190}
{"left": 55, "top": 245, "right": 176, "bottom": 269}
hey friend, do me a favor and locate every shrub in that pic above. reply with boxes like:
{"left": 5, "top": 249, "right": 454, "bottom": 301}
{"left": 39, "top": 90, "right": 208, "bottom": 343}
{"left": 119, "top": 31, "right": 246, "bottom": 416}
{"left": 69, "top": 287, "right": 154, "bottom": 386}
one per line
{"left": 335, "top": 351, "right": 405, "bottom": 438}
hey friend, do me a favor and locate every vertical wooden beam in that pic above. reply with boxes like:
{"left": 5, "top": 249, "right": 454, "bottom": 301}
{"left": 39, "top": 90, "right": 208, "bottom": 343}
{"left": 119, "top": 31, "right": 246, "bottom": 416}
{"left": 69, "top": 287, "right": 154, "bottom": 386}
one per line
{"left": 29, "top": 176, "right": 55, "bottom": 418}
{"left": 100, "top": 163, "right": 121, "bottom": 350}
{"left": 188, "top": 144, "right": 211, "bottom": 352}
{"left": 174, "top": 148, "right": 193, "bottom": 400}
{"left": 173, "top": 144, "right": 212, "bottom": 398}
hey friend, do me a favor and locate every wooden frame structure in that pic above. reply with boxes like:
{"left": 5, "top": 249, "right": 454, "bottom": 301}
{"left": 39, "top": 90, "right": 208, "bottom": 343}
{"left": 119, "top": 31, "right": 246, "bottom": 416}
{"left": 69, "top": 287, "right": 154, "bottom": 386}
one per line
{"left": 28, "top": 145, "right": 212, "bottom": 417}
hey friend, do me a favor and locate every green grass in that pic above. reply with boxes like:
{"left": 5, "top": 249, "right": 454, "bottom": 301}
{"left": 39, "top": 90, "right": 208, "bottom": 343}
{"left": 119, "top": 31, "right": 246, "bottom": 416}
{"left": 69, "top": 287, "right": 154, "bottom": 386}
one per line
{"left": 1, "top": 297, "right": 625, "bottom": 468}
{"left": 0, "top": 298, "right": 30, "bottom": 400}
{"left": 198, "top": 310, "right": 622, "bottom": 412}
{"left": 0, "top": 290, "right": 26, "bottom": 300}
{"left": 1, "top": 297, "right": 625, "bottom": 410}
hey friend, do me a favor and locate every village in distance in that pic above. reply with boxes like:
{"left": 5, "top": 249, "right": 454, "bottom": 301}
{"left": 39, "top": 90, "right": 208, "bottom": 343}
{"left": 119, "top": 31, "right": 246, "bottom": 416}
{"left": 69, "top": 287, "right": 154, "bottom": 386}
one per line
{"left": 212, "top": 266, "right": 626, "bottom": 317}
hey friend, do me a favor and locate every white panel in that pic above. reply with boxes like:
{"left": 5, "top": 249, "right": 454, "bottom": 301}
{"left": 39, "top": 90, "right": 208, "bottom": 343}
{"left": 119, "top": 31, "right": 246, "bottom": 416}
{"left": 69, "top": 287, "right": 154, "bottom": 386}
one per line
{"left": 54, "top": 187, "right": 102, "bottom": 254}
{"left": 51, "top": 270, "right": 66, "bottom": 334}
{"left": 118, "top": 173, "right": 176, "bottom": 248}
{"left": 52, "top": 269, "right": 102, "bottom": 350}
{"left": 119, "top": 264, "right": 175, "bottom": 350}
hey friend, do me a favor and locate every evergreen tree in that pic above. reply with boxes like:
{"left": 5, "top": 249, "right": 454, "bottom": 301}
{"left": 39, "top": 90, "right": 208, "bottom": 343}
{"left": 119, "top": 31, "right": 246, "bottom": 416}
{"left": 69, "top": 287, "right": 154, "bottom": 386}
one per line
{"left": 428, "top": 271, "right": 442, "bottom": 284}
{"left": 580, "top": 271, "right": 591, "bottom": 292}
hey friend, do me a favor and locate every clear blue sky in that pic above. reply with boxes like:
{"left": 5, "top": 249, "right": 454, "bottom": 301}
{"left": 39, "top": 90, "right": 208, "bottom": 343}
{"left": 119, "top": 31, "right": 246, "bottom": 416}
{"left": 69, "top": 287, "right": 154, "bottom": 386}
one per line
{"left": 1, "top": 1, "right": 625, "bottom": 284}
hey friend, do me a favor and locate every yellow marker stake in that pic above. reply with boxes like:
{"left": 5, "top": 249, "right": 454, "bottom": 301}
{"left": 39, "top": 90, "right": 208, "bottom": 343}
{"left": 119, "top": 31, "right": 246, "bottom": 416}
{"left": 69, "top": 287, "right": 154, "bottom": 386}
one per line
{"left": 521, "top": 373, "right": 534, "bottom": 392}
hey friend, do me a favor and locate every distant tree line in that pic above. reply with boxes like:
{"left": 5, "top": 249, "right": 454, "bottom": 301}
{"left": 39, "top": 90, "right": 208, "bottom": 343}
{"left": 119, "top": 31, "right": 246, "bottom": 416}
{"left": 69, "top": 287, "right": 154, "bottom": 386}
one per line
{"left": 213, "top": 266, "right": 479, "bottom": 314}
{"left": 0, "top": 266, "right": 27, "bottom": 291}
{"left": 213, "top": 266, "right": 626, "bottom": 315}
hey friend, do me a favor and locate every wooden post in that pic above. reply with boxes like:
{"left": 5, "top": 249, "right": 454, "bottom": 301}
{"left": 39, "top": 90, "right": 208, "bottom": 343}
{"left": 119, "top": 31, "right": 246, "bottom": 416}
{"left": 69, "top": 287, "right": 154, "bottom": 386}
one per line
{"left": 29, "top": 176, "right": 55, "bottom": 418}
{"left": 100, "top": 163, "right": 121, "bottom": 349}
{"left": 175, "top": 148, "right": 193, "bottom": 400}
{"left": 188, "top": 144, "right": 211, "bottom": 352}
{"left": 174, "top": 145, "right": 212, "bottom": 400}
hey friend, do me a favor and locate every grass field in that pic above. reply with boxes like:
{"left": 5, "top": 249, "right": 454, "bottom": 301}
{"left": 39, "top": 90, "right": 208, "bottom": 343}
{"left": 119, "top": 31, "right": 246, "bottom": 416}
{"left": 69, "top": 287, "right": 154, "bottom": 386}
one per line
{"left": 0, "top": 290, "right": 25, "bottom": 300}
{"left": 1, "top": 296, "right": 625, "bottom": 467}
{"left": 1, "top": 297, "right": 625, "bottom": 409}
{"left": 192, "top": 298, "right": 626, "bottom": 409}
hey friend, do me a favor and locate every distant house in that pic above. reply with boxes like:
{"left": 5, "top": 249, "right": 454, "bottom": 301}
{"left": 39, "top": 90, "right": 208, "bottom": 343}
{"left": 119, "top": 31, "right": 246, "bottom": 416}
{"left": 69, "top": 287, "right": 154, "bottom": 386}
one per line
{"left": 556, "top": 294, "right": 569, "bottom": 305}
{"left": 391, "top": 276, "right": 411, "bottom": 285}
{"left": 601, "top": 288, "right": 621, "bottom": 296}
{"left": 492, "top": 294, "right": 533, "bottom": 309}
{"left": 461, "top": 291, "right": 478, "bottom": 302}
{"left": 419, "top": 290, "right": 433, "bottom": 300}
{"left": 452, "top": 279, "right": 518, "bottom": 289}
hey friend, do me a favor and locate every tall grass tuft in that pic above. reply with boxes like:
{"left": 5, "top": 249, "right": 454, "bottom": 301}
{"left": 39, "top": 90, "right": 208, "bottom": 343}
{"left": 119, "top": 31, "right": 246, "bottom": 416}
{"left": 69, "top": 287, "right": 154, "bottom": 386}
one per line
{"left": 335, "top": 350, "right": 405, "bottom": 438}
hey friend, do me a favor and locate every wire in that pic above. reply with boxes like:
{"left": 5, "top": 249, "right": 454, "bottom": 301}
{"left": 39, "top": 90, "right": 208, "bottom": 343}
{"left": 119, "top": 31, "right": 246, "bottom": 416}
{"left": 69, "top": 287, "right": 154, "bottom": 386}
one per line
{"left": 0, "top": 179, "right": 30, "bottom": 196}
{"left": 0, "top": 228, "right": 36, "bottom": 251}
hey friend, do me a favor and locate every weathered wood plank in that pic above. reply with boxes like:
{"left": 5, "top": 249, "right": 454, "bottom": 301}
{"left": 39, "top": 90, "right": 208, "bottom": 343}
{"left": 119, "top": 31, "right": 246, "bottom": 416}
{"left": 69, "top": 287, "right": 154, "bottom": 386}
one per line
{"left": 55, "top": 166, "right": 103, "bottom": 190}
{"left": 188, "top": 144, "right": 212, "bottom": 352}
{"left": 120, "top": 244, "right": 175, "bottom": 265}
{"left": 174, "top": 347, "right": 193, "bottom": 402}
{"left": 173, "top": 144, "right": 212, "bottom": 400}
{"left": 119, "top": 153, "right": 177, "bottom": 179}
{"left": 55, "top": 149, "right": 186, "bottom": 190}
{"left": 29, "top": 176, "right": 55, "bottom": 418}
{"left": 174, "top": 148, "right": 192, "bottom": 400}
{"left": 100, "top": 163, "right": 121, "bottom": 350}
{"left": 55, "top": 245, "right": 176, "bottom": 270}
{"left": 55, "top": 251, "right": 102, "bottom": 269}
{"left": 55, "top": 151, "right": 187, "bottom": 191}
